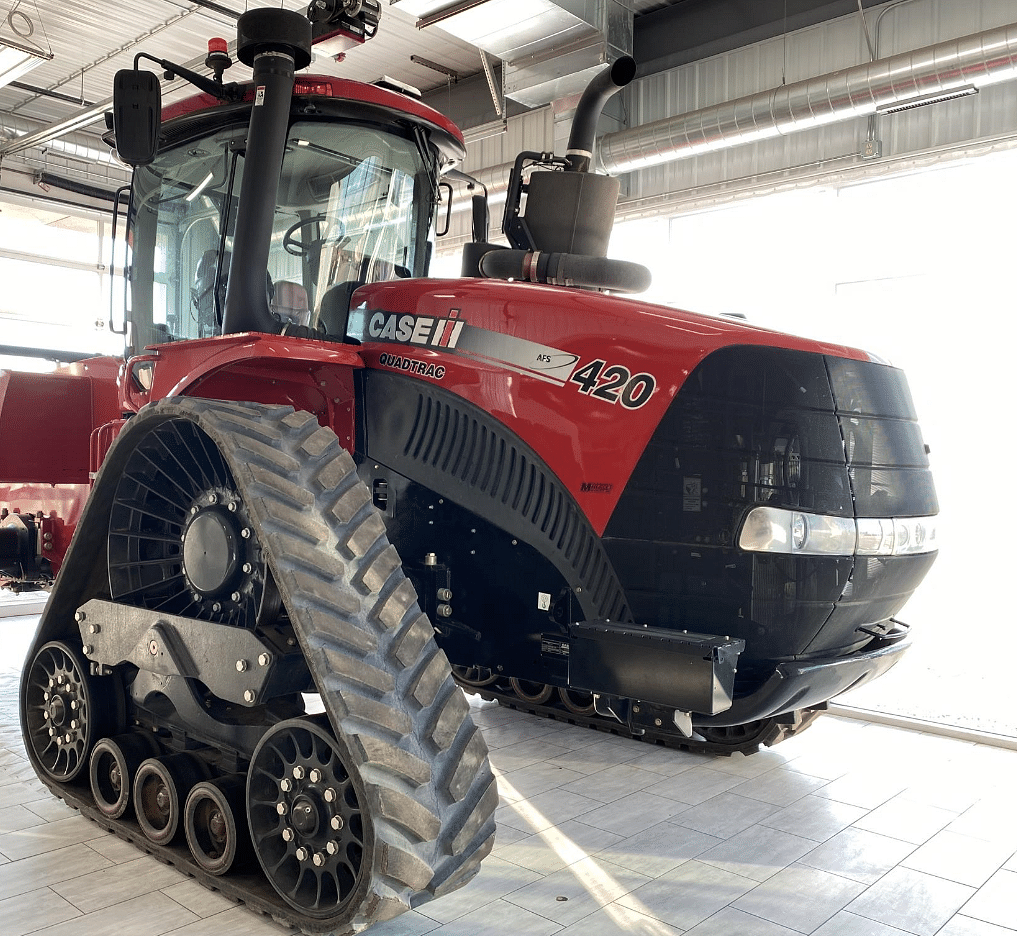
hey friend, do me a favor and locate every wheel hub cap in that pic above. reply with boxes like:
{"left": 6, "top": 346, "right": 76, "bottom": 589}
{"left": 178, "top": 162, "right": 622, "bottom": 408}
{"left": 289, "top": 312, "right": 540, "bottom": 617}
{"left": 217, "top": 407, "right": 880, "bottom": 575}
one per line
{"left": 183, "top": 510, "right": 238, "bottom": 595}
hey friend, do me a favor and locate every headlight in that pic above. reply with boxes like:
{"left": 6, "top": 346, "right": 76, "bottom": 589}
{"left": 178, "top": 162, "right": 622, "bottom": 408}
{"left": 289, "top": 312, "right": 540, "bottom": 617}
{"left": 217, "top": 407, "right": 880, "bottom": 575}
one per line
{"left": 739, "top": 506, "right": 938, "bottom": 557}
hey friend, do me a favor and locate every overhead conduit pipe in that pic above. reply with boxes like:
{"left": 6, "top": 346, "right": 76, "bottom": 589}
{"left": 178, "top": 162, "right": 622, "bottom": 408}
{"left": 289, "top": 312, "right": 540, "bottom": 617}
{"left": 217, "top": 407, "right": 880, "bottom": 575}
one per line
{"left": 448, "top": 20, "right": 1017, "bottom": 219}
{"left": 596, "top": 21, "right": 1017, "bottom": 175}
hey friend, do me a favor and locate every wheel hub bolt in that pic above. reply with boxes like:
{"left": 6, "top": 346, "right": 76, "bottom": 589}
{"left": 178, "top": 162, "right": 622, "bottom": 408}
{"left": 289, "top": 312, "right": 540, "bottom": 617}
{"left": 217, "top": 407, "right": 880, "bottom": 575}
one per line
{"left": 212, "top": 602, "right": 222, "bottom": 612}
{"left": 258, "top": 653, "right": 272, "bottom": 667}
{"left": 228, "top": 501, "right": 238, "bottom": 512}
{"left": 276, "top": 802, "right": 289, "bottom": 816}
{"left": 292, "top": 766, "right": 305, "bottom": 780}
{"left": 312, "top": 852, "right": 325, "bottom": 867}
{"left": 326, "top": 840, "right": 339, "bottom": 856}
{"left": 241, "top": 528, "right": 251, "bottom": 539}
{"left": 70, "top": 720, "right": 79, "bottom": 730}
{"left": 295, "top": 846, "right": 309, "bottom": 862}
{"left": 208, "top": 493, "right": 218, "bottom": 505}
{"left": 323, "top": 788, "right": 337, "bottom": 803}
{"left": 48, "top": 727, "right": 55, "bottom": 737}
{"left": 64, "top": 734, "right": 72, "bottom": 744}
{"left": 236, "top": 660, "right": 248, "bottom": 672}
{"left": 280, "top": 778, "right": 293, "bottom": 793}
{"left": 75, "top": 611, "right": 86, "bottom": 623}
{"left": 308, "top": 769, "right": 322, "bottom": 783}
{"left": 70, "top": 700, "right": 78, "bottom": 710}
{"left": 282, "top": 827, "right": 295, "bottom": 842}
{"left": 330, "top": 815, "right": 344, "bottom": 831}
{"left": 231, "top": 592, "right": 241, "bottom": 603}
{"left": 43, "top": 691, "right": 50, "bottom": 701}
{"left": 244, "top": 690, "right": 256, "bottom": 703}
{"left": 242, "top": 563, "right": 253, "bottom": 574}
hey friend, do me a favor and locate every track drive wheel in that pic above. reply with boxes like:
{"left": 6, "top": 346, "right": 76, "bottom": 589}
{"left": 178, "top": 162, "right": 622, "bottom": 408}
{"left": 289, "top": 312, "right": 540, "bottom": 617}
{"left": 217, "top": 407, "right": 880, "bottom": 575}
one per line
{"left": 23, "top": 641, "right": 117, "bottom": 783}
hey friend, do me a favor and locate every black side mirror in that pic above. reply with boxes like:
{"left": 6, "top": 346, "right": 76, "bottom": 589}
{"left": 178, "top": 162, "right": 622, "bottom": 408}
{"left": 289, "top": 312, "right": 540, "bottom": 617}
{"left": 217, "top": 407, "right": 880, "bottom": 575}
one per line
{"left": 113, "top": 69, "right": 161, "bottom": 166}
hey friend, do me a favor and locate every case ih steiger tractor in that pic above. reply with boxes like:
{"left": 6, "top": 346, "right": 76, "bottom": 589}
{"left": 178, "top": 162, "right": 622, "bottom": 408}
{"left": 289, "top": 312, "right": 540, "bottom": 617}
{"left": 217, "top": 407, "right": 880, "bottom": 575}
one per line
{"left": 0, "top": 4, "right": 937, "bottom": 933}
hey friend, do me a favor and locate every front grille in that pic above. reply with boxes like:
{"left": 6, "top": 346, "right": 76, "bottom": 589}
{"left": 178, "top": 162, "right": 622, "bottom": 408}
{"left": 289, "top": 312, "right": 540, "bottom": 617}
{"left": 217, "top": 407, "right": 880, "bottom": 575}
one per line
{"left": 604, "top": 344, "right": 937, "bottom": 670}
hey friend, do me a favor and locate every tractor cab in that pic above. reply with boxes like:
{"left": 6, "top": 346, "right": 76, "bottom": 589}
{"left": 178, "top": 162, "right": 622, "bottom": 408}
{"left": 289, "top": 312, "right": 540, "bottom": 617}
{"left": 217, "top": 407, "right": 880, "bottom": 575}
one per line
{"left": 119, "top": 77, "right": 464, "bottom": 357}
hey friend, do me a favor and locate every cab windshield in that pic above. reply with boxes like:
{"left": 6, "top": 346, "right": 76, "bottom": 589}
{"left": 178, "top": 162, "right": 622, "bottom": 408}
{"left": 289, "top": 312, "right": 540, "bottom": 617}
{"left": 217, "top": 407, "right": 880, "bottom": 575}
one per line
{"left": 125, "top": 117, "right": 435, "bottom": 352}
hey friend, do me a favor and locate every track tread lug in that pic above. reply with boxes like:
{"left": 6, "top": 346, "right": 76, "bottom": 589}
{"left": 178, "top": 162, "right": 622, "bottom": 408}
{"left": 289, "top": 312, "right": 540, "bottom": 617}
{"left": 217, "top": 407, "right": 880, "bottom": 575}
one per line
{"left": 322, "top": 645, "right": 395, "bottom": 694}
{"left": 410, "top": 651, "right": 451, "bottom": 709}
{"left": 374, "top": 579, "right": 419, "bottom": 632}
{"left": 430, "top": 689, "right": 471, "bottom": 751}
{"left": 357, "top": 736, "right": 432, "bottom": 785}
{"left": 392, "top": 613, "right": 434, "bottom": 667}
{"left": 330, "top": 483, "right": 372, "bottom": 525}
{"left": 447, "top": 728, "right": 487, "bottom": 802}
{"left": 377, "top": 789, "right": 441, "bottom": 842}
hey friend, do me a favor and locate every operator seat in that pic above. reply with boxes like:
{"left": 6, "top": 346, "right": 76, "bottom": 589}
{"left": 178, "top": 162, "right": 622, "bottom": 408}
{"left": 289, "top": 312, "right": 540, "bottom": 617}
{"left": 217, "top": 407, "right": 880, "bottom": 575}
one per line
{"left": 270, "top": 281, "right": 310, "bottom": 327}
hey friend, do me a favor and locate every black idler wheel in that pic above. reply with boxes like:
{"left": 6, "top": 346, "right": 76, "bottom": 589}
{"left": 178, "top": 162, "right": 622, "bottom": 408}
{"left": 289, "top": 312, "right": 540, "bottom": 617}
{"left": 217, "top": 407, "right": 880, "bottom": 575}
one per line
{"left": 558, "top": 687, "right": 596, "bottom": 716}
{"left": 134, "top": 752, "right": 209, "bottom": 845}
{"left": 89, "top": 732, "right": 159, "bottom": 819}
{"left": 185, "top": 774, "right": 249, "bottom": 876}
{"left": 248, "top": 716, "right": 369, "bottom": 918}
{"left": 509, "top": 677, "right": 553, "bottom": 704}
{"left": 696, "top": 718, "right": 786, "bottom": 751}
{"left": 23, "top": 641, "right": 116, "bottom": 783}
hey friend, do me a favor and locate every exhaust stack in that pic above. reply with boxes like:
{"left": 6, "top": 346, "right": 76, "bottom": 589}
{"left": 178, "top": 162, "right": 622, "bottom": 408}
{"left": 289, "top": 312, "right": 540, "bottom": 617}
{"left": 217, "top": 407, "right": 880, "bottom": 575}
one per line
{"left": 503, "top": 56, "right": 636, "bottom": 259}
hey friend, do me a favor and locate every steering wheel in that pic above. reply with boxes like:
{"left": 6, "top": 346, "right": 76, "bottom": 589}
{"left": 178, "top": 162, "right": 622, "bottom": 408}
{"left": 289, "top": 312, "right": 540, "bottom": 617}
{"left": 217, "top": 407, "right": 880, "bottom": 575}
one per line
{"left": 283, "top": 214, "right": 332, "bottom": 257}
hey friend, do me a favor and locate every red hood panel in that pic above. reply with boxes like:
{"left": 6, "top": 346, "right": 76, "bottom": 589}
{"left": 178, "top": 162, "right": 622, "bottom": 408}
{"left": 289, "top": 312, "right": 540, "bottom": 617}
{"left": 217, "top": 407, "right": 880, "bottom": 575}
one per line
{"left": 349, "top": 279, "right": 868, "bottom": 533}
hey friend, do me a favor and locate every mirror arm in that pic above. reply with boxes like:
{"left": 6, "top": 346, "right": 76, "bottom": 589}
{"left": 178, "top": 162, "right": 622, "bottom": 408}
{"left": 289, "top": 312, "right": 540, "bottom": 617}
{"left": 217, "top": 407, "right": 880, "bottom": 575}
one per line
{"left": 133, "top": 52, "right": 242, "bottom": 102}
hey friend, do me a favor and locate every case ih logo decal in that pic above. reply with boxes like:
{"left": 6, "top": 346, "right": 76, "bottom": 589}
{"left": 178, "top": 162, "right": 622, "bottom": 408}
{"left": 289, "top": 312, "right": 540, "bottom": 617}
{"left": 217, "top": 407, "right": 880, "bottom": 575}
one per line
{"left": 367, "top": 310, "right": 465, "bottom": 348}
{"left": 355, "top": 308, "right": 656, "bottom": 408}
{"left": 356, "top": 308, "right": 579, "bottom": 386}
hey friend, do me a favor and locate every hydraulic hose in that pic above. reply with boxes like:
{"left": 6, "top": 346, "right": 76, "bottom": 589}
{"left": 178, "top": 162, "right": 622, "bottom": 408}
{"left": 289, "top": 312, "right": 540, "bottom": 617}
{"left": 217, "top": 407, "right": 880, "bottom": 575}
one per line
{"left": 565, "top": 57, "right": 637, "bottom": 173}
{"left": 479, "top": 248, "right": 651, "bottom": 294}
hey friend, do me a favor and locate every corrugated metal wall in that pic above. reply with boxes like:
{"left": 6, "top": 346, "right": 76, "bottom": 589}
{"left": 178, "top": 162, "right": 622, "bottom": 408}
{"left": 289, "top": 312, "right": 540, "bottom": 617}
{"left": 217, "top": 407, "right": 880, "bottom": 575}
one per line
{"left": 620, "top": 0, "right": 1017, "bottom": 216}
{"left": 440, "top": 0, "right": 1017, "bottom": 250}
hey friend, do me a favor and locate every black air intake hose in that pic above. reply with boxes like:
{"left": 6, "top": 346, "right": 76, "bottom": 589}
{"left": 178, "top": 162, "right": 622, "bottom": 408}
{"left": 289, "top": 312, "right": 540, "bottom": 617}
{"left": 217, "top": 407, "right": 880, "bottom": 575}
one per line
{"left": 566, "top": 56, "right": 637, "bottom": 173}
{"left": 479, "top": 248, "right": 651, "bottom": 294}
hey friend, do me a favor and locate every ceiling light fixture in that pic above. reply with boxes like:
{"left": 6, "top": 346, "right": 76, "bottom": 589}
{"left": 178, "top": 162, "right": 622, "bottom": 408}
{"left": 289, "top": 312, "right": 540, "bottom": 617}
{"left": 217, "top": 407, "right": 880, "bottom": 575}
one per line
{"left": 875, "top": 84, "right": 979, "bottom": 115}
{"left": 0, "top": 4, "right": 53, "bottom": 91}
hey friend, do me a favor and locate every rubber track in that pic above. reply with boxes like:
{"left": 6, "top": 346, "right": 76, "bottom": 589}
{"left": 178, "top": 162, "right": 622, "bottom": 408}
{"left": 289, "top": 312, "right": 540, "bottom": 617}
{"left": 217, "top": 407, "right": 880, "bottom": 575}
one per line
{"left": 37, "top": 398, "right": 498, "bottom": 935}
{"left": 464, "top": 678, "right": 824, "bottom": 757}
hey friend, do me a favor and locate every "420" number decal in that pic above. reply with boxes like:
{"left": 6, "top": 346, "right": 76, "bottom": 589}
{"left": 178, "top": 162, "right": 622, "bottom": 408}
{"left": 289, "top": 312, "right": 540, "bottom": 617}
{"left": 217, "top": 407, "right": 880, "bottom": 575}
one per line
{"left": 569, "top": 359, "right": 656, "bottom": 409}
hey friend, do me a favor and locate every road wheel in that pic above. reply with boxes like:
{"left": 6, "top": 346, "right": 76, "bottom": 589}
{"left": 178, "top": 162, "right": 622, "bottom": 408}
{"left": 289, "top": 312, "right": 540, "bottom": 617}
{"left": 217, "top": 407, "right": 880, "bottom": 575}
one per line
{"left": 510, "top": 677, "right": 553, "bottom": 704}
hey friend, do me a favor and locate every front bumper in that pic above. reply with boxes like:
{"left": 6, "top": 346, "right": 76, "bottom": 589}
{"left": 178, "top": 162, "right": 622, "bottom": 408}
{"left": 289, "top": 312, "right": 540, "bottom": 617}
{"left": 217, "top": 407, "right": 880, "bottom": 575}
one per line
{"left": 694, "top": 622, "right": 912, "bottom": 727}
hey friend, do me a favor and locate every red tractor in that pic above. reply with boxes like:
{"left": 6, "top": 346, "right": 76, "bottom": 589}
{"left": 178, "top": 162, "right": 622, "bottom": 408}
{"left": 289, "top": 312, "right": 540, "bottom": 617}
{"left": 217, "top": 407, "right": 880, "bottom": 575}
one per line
{"left": 0, "top": 5, "right": 936, "bottom": 933}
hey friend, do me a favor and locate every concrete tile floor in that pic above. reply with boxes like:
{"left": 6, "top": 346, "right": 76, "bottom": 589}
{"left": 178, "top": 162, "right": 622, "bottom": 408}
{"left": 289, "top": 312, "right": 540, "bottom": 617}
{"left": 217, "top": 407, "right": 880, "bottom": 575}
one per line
{"left": 2, "top": 612, "right": 1017, "bottom": 936}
